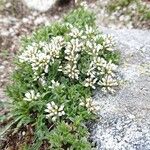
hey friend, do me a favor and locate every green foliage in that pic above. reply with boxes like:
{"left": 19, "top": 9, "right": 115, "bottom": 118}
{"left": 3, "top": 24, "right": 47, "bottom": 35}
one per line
{"left": 48, "top": 121, "right": 92, "bottom": 150}
{"left": 64, "top": 6, "right": 96, "bottom": 28}
{"left": 1, "top": 6, "right": 119, "bottom": 150}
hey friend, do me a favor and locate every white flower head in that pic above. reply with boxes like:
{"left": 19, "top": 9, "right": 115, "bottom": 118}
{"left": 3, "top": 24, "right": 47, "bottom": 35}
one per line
{"left": 45, "top": 101, "right": 65, "bottom": 121}
{"left": 85, "top": 25, "right": 95, "bottom": 35}
{"left": 19, "top": 43, "right": 38, "bottom": 63}
{"left": 69, "top": 27, "right": 83, "bottom": 38}
{"left": 98, "top": 75, "right": 118, "bottom": 93}
{"left": 19, "top": 36, "right": 64, "bottom": 79}
{"left": 49, "top": 80, "right": 60, "bottom": 89}
{"left": 102, "top": 34, "right": 116, "bottom": 51}
{"left": 39, "top": 76, "right": 46, "bottom": 86}
{"left": 105, "top": 61, "right": 118, "bottom": 75}
{"left": 93, "top": 57, "right": 107, "bottom": 67}
{"left": 80, "top": 97, "right": 99, "bottom": 113}
{"left": 80, "top": 1, "right": 88, "bottom": 9}
{"left": 23, "top": 90, "right": 40, "bottom": 101}
{"left": 64, "top": 64, "right": 79, "bottom": 80}
{"left": 84, "top": 76, "right": 97, "bottom": 89}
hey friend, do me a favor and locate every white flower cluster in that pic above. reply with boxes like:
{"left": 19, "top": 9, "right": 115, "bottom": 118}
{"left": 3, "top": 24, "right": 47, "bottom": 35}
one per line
{"left": 49, "top": 80, "right": 60, "bottom": 89}
{"left": 19, "top": 36, "right": 64, "bottom": 80}
{"left": 62, "top": 38, "right": 83, "bottom": 79}
{"left": 80, "top": 1, "right": 88, "bottom": 10}
{"left": 79, "top": 97, "right": 99, "bottom": 113}
{"left": 45, "top": 101, "right": 65, "bottom": 121}
{"left": 102, "top": 34, "right": 116, "bottom": 51}
{"left": 19, "top": 23, "right": 118, "bottom": 93}
{"left": 23, "top": 90, "right": 40, "bottom": 101}
{"left": 84, "top": 57, "right": 118, "bottom": 91}
{"left": 98, "top": 75, "right": 118, "bottom": 93}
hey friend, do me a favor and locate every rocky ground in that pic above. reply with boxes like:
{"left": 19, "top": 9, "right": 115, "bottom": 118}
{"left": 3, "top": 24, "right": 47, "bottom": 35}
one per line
{"left": 0, "top": 0, "right": 150, "bottom": 149}
{"left": 91, "top": 28, "right": 150, "bottom": 149}
{"left": 91, "top": 0, "right": 150, "bottom": 29}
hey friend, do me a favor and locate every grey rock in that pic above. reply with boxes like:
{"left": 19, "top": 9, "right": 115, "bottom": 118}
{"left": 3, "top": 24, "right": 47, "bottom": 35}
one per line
{"left": 23, "top": 0, "right": 57, "bottom": 12}
{"left": 91, "top": 28, "right": 150, "bottom": 150}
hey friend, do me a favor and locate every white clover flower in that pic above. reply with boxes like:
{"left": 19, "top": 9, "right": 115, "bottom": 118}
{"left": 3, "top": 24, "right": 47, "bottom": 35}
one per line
{"left": 38, "top": 74, "right": 46, "bottom": 86}
{"left": 49, "top": 80, "right": 60, "bottom": 89}
{"left": 66, "top": 39, "right": 83, "bottom": 53}
{"left": 85, "top": 25, "right": 95, "bottom": 35}
{"left": 85, "top": 41, "right": 96, "bottom": 55}
{"left": 104, "top": 61, "right": 118, "bottom": 76}
{"left": 39, "top": 41, "right": 47, "bottom": 47}
{"left": 97, "top": 67, "right": 105, "bottom": 75}
{"left": 102, "top": 34, "right": 116, "bottom": 51}
{"left": 86, "top": 64, "right": 96, "bottom": 77}
{"left": 33, "top": 52, "right": 50, "bottom": 68}
{"left": 101, "top": 86, "right": 115, "bottom": 93}
{"left": 19, "top": 43, "right": 38, "bottom": 63}
{"left": 80, "top": 1, "right": 88, "bottom": 9}
{"left": 51, "top": 36, "right": 64, "bottom": 46}
{"left": 84, "top": 76, "right": 97, "bottom": 89}
{"left": 65, "top": 22, "right": 73, "bottom": 29}
{"left": 92, "top": 43, "right": 103, "bottom": 54}
{"left": 79, "top": 97, "right": 99, "bottom": 113}
{"left": 85, "top": 41, "right": 102, "bottom": 55}
{"left": 19, "top": 36, "right": 64, "bottom": 76}
{"left": 43, "top": 44, "right": 58, "bottom": 61}
{"left": 94, "top": 34, "right": 103, "bottom": 41}
{"left": 63, "top": 64, "right": 79, "bottom": 80}
{"left": 93, "top": 57, "right": 107, "bottom": 67}
{"left": 98, "top": 75, "right": 118, "bottom": 86}
{"left": 69, "top": 27, "right": 83, "bottom": 38}
{"left": 65, "top": 54, "right": 79, "bottom": 64}
{"left": 98, "top": 75, "right": 118, "bottom": 93}
{"left": 23, "top": 90, "right": 40, "bottom": 101}
{"left": 45, "top": 101, "right": 65, "bottom": 121}
{"left": 43, "top": 40, "right": 62, "bottom": 60}
{"left": 58, "top": 65, "right": 63, "bottom": 72}
{"left": 86, "top": 40, "right": 93, "bottom": 49}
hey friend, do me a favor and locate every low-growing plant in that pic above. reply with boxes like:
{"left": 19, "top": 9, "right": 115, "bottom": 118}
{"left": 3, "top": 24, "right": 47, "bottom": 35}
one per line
{"left": 0, "top": 5, "right": 119, "bottom": 150}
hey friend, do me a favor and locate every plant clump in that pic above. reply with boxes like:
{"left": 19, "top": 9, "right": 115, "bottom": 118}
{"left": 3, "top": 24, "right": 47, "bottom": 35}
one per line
{"left": 0, "top": 5, "right": 120, "bottom": 150}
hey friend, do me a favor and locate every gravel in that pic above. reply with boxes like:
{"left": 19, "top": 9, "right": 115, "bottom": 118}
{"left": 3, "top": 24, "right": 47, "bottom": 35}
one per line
{"left": 91, "top": 28, "right": 150, "bottom": 150}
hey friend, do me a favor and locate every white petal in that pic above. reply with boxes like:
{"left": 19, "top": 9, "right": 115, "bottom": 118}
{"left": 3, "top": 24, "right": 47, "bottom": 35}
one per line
{"left": 51, "top": 80, "right": 55, "bottom": 84}
{"left": 44, "top": 109, "right": 50, "bottom": 113}
{"left": 59, "top": 105, "right": 64, "bottom": 111}
{"left": 23, "top": 98, "right": 31, "bottom": 101}
{"left": 79, "top": 102, "right": 84, "bottom": 106}
{"left": 51, "top": 101, "right": 56, "bottom": 107}
{"left": 30, "top": 90, "right": 35, "bottom": 99}
{"left": 25, "top": 92, "right": 31, "bottom": 99}
{"left": 52, "top": 116, "right": 57, "bottom": 121}
{"left": 61, "top": 111, "right": 65, "bottom": 115}
{"left": 58, "top": 112, "right": 63, "bottom": 116}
